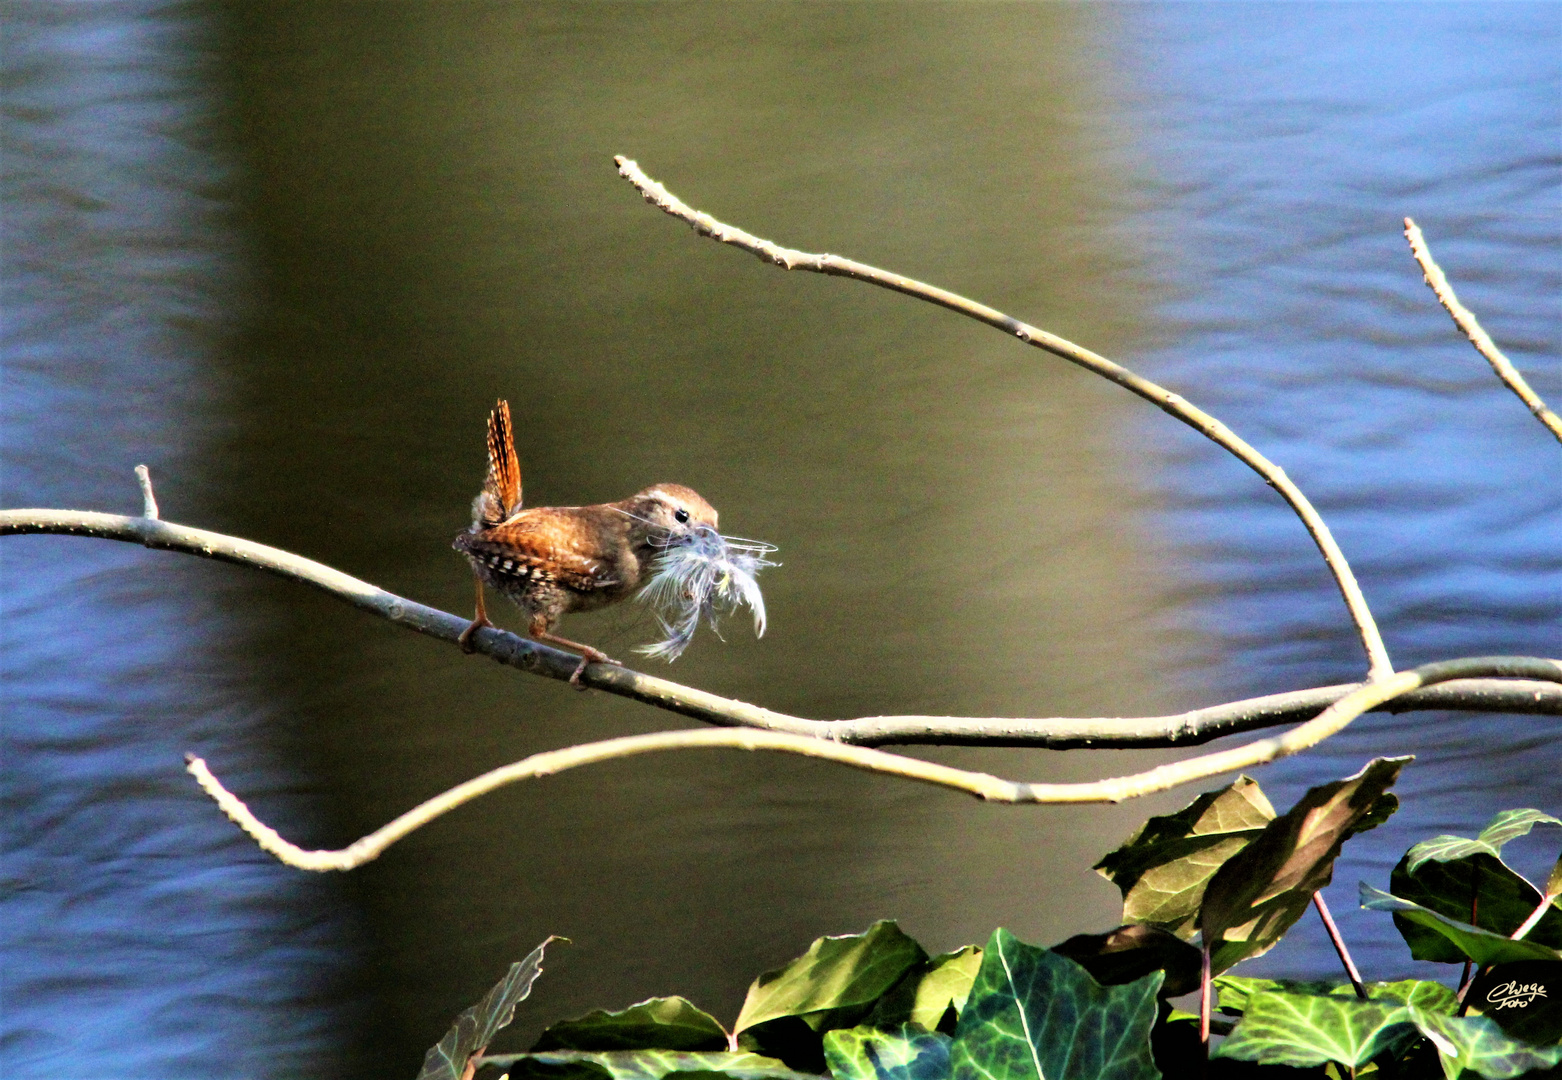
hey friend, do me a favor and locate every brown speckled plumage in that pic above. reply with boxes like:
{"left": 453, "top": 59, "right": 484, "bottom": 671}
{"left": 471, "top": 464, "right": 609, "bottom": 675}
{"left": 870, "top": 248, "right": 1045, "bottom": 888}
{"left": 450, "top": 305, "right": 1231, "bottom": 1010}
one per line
{"left": 452, "top": 400, "right": 718, "bottom": 683}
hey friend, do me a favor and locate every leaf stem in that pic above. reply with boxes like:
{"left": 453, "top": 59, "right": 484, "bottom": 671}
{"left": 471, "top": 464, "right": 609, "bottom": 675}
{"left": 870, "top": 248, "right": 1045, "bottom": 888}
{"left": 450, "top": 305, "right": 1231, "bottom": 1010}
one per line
{"left": 1200, "top": 941, "right": 1212, "bottom": 1052}
{"left": 1312, "top": 892, "right": 1367, "bottom": 999}
{"left": 1510, "top": 900, "right": 1552, "bottom": 943}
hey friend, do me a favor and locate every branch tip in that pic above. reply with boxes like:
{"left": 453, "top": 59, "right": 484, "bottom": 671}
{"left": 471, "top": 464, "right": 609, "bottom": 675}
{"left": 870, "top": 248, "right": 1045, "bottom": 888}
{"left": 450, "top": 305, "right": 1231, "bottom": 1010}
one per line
{"left": 613, "top": 157, "right": 1393, "bottom": 678}
{"left": 134, "top": 464, "right": 159, "bottom": 519}
{"left": 185, "top": 658, "right": 1560, "bottom": 872}
{"left": 1403, "top": 218, "right": 1562, "bottom": 443}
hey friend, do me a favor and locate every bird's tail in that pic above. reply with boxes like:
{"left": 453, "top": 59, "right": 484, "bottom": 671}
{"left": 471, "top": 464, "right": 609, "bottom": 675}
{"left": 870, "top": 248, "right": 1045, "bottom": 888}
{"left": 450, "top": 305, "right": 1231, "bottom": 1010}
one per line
{"left": 473, "top": 398, "right": 522, "bottom": 528}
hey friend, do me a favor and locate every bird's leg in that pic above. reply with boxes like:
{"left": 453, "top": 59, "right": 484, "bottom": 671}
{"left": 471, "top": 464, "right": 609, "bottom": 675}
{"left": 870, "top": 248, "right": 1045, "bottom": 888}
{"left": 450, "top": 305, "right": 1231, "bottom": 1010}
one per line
{"left": 530, "top": 614, "right": 620, "bottom": 688}
{"left": 457, "top": 572, "right": 494, "bottom": 653}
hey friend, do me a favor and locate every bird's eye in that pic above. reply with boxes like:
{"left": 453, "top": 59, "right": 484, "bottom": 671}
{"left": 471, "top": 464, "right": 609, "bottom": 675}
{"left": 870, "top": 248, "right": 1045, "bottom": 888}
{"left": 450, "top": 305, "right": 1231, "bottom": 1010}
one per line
{"left": 674, "top": 508, "right": 690, "bottom": 524}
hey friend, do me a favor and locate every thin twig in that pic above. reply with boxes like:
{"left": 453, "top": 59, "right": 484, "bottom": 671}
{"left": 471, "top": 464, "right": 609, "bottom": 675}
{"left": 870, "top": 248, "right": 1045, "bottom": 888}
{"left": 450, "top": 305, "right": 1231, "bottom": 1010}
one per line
{"left": 134, "top": 464, "right": 159, "bottom": 520}
{"left": 186, "top": 657, "right": 1561, "bottom": 872}
{"left": 5, "top": 509, "right": 1557, "bottom": 747}
{"left": 1404, "top": 217, "right": 1562, "bottom": 444}
{"left": 1312, "top": 892, "right": 1366, "bottom": 999}
{"left": 615, "top": 156, "right": 1393, "bottom": 681}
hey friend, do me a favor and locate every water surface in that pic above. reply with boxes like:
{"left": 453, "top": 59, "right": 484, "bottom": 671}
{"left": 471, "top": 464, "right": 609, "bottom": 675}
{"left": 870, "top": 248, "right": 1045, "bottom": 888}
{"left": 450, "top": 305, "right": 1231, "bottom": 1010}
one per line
{"left": 2, "top": 3, "right": 1557, "bottom": 1076}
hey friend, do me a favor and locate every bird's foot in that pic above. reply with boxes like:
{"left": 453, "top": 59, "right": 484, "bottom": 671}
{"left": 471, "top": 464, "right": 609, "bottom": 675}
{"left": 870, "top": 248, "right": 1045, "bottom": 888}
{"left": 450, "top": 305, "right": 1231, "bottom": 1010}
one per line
{"left": 458, "top": 615, "right": 494, "bottom": 654}
{"left": 568, "top": 646, "right": 621, "bottom": 689}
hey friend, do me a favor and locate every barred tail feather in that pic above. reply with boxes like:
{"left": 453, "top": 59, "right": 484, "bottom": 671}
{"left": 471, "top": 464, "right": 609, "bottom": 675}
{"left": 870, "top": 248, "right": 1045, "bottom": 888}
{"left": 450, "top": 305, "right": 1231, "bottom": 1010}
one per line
{"left": 476, "top": 399, "right": 522, "bottom": 527}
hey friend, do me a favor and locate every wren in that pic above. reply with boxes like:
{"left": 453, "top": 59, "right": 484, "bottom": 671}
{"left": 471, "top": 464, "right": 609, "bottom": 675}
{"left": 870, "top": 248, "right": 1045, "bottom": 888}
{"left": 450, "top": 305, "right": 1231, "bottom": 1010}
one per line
{"left": 453, "top": 400, "right": 719, "bottom": 684}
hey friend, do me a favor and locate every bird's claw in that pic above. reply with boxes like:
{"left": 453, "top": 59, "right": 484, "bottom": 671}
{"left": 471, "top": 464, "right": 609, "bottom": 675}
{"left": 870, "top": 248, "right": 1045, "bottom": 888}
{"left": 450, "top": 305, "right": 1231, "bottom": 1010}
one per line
{"left": 568, "top": 649, "right": 621, "bottom": 689}
{"left": 457, "top": 616, "right": 493, "bottom": 654}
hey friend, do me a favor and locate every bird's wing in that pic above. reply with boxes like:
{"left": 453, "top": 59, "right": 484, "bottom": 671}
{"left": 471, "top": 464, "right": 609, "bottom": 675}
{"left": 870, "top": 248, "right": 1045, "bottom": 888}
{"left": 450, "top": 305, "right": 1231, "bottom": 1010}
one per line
{"left": 463, "top": 521, "right": 618, "bottom": 592}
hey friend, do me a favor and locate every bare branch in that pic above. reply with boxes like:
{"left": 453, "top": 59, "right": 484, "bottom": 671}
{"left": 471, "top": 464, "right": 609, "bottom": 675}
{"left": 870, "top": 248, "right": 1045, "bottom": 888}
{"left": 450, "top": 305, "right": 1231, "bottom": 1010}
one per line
{"left": 1404, "top": 217, "right": 1562, "bottom": 444}
{"left": 188, "top": 657, "right": 1561, "bottom": 872}
{"left": 615, "top": 156, "right": 1394, "bottom": 681}
{"left": 6, "top": 509, "right": 1556, "bottom": 752}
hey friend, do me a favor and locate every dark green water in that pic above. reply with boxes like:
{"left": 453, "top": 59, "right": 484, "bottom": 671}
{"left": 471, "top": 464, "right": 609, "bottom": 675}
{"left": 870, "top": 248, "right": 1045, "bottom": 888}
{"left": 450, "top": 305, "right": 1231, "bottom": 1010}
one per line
{"left": 213, "top": 4, "right": 1186, "bottom": 1069}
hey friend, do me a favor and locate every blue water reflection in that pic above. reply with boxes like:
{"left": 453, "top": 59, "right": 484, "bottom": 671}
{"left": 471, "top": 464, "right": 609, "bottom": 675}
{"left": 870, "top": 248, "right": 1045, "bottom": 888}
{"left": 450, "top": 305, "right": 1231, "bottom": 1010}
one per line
{"left": 2, "top": 4, "right": 351, "bottom": 1076}
{"left": 1116, "top": 2, "right": 1560, "bottom": 976}
{"left": 2, "top": 2, "right": 1558, "bottom": 1076}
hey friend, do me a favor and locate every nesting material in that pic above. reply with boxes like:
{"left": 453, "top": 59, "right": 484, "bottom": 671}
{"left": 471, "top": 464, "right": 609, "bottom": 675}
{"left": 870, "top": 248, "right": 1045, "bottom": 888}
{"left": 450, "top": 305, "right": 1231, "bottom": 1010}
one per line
{"left": 635, "top": 526, "right": 778, "bottom": 660}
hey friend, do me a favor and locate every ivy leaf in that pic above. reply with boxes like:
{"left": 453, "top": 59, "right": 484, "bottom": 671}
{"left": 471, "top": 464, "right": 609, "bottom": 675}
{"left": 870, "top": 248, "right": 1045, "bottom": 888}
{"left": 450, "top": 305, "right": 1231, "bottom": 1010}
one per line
{"left": 1352, "top": 979, "right": 1459, "bottom": 1014}
{"left": 822, "top": 1025, "right": 951, "bottom": 1080}
{"left": 1359, "top": 885, "right": 1562, "bottom": 965}
{"left": 736, "top": 921, "right": 928, "bottom": 1071}
{"left": 1345, "top": 791, "right": 1399, "bottom": 838}
{"left": 533, "top": 997, "right": 729, "bottom": 1052}
{"left": 418, "top": 936, "right": 563, "bottom": 1080}
{"left": 949, "top": 928, "right": 1161, "bottom": 1080}
{"left": 1405, "top": 809, "right": 1562, "bottom": 872}
{"left": 1386, "top": 809, "right": 1562, "bottom": 962}
{"left": 736, "top": 922, "right": 929, "bottom": 1034}
{"left": 1407, "top": 1009, "right": 1562, "bottom": 1080}
{"left": 1093, "top": 776, "right": 1275, "bottom": 938}
{"left": 866, "top": 947, "right": 983, "bottom": 1034}
{"left": 1210, "top": 990, "right": 1421, "bottom": 1070}
{"left": 1214, "top": 976, "right": 1456, "bottom": 1016}
{"left": 1387, "top": 852, "right": 1562, "bottom": 962}
{"left": 1212, "top": 976, "right": 1289, "bottom": 1015}
{"left": 1050, "top": 924, "right": 1203, "bottom": 997}
{"left": 907, "top": 949, "right": 982, "bottom": 1034}
{"left": 1462, "top": 961, "right": 1562, "bottom": 1046}
{"left": 1199, "top": 757, "right": 1409, "bottom": 973}
{"left": 490, "top": 1050, "right": 816, "bottom": 1080}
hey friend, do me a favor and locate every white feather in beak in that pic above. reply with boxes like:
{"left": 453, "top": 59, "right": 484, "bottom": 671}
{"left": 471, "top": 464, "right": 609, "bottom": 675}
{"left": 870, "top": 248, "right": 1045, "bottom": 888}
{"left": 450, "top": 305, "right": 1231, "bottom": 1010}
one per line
{"left": 635, "top": 526, "right": 778, "bottom": 661}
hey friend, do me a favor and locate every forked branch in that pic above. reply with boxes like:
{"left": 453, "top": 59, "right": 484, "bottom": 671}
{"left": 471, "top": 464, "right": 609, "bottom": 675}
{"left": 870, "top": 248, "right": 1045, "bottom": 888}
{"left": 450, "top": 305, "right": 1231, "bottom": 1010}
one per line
{"left": 188, "top": 656, "right": 1561, "bottom": 871}
{"left": 615, "top": 157, "right": 1394, "bottom": 680}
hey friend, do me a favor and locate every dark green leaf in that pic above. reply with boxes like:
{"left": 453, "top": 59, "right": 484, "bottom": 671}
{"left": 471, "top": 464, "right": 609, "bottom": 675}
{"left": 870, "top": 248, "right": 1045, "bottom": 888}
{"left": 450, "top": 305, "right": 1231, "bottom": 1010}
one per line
{"left": 1464, "top": 961, "right": 1562, "bottom": 1046}
{"left": 1387, "top": 850, "right": 1562, "bottom": 962}
{"left": 1146, "top": 1006, "right": 1206, "bottom": 1077}
{"left": 735, "top": 922, "right": 929, "bottom": 1036}
{"left": 1199, "top": 757, "right": 1409, "bottom": 973}
{"left": 949, "top": 928, "right": 1161, "bottom": 1080}
{"left": 1359, "top": 885, "right": 1562, "bottom": 965}
{"left": 1407, "top": 1009, "right": 1562, "bottom": 1079}
{"left": 488, "top": 1050, "right": 817, "bottom": 1080}
{"left": 1211, "top": 990, "right": 1419, "bottom": 1070}
{"left": 866, "top": 948, "right": 983, "bottom": 1034}
{"left": 822, "top": 1025, "right": 951, "bottom": 1080}
{"left": 1094, "top": 776, "right": 1276, "bottom": 938}
{"left": 534, "top": 997, "right": 729, "bottom": 1052}
{"left": 1051, "top": 924, "right": 1203, "bottom": 997}
{"left": 493, "top": 1055, "right": 617, "bottom": 1080}
{"left": 1405, "top": 809, "right": 1562, "bottom": 872}
{"left": 418, "top": 936, "right": 562, "bottom": 1080}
